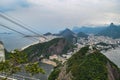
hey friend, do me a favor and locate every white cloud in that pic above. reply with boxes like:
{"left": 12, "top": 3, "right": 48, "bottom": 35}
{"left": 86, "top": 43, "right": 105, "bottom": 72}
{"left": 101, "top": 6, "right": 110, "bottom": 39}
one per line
{"left": 0, "top": 0, "right": 120, "bottom": 33}
{"left": 0, "top": 0, "right": 29, "bottom": 11}
{"left": 0, "top": 0, "right": 16, "bottom": 6}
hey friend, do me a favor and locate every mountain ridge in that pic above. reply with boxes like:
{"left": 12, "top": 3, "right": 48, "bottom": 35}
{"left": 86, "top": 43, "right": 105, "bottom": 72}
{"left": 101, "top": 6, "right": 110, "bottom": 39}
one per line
{"left": 58, "top": 28, "right": 77, "bottom": 43}
{"left": 23, "top": 38, "right": 75, "bottom": 61}
{"left": 97, "top": 23, "right": 120, "bottom": 39}
{"left": 72, "top": 26, "right": 106, "bottom": 34}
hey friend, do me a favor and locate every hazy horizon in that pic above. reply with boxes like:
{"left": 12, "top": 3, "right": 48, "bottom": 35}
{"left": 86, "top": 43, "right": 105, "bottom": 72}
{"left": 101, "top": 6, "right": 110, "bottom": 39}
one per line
{"left": 0, "top": 0, "right": 120, "bottom": 33}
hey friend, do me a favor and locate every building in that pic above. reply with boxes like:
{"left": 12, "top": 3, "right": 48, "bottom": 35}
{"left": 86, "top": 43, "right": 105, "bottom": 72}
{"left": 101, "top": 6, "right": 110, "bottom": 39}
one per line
{"left": 0, "top": 41, "right": 5, "bottom": 62}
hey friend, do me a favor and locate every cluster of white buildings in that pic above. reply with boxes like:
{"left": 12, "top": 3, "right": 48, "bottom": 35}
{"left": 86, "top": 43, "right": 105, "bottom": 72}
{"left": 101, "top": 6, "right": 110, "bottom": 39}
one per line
{"left": 88, "top": 35, "right": 120, "bottom": 45}
{"left": 78, "top": 35, "right": 120, "bottom": 46}
{"left": 77, "top": 35, "right": 120, "bottom": 51}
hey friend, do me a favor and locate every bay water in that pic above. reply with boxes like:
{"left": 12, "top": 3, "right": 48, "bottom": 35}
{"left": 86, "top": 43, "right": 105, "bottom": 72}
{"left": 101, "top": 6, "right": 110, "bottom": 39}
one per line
{"left": 0, "top": 33, "right": 53, "bottom": 80}
{"left": 103, "top": 48, "right": 120, "bottom": 68}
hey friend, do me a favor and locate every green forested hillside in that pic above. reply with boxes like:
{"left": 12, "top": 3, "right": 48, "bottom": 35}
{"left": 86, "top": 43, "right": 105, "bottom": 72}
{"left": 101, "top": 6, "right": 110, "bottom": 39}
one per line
{"left": 23, "top": 38, "right": 74, "bottom": 61}
{"left": 49, "top": 46, "right": 120, "bottom": 80}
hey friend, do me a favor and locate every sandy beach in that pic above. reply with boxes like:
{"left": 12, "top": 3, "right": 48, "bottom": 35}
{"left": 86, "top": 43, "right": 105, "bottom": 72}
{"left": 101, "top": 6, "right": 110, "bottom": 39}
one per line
{"left": 20, "top": 41, "right": 39, "bottom": 51}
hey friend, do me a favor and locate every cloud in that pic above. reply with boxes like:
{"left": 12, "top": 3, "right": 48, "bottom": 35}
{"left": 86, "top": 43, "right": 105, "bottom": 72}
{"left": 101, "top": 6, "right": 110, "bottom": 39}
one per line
{"left": 0, "top": 0, "right": 29, "bottom": 12}
{"left": 0, "top": 0, "right": 120, "bottom": 33}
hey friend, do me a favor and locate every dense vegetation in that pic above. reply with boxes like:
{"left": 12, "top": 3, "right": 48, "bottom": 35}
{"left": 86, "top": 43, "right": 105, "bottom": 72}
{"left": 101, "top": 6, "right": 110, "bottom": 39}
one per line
{"left": 67, "top": 49, "right": 108, "bottom": 80}
{"left": 49, "top": 46, "right": 120, "bottom": 80}
{"left": 23, "top": 38, "right": 74, "bottom": 61}
{"left": 48, "top": 67, "right": 60, "bottom": 80}
{"left": 4, "top": 49, "right": 10, "bottom": 60}
{"left": 0, "top": 50, "right": 45, "bottom": 80}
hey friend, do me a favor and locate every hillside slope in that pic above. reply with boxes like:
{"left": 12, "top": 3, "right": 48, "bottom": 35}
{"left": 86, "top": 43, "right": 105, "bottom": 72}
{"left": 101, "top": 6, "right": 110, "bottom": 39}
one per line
{"left": 23, "top": 38, "right": 74, "bottom": 61}
{"left": 49, "top": 46, "right": 120, "bottom": 80}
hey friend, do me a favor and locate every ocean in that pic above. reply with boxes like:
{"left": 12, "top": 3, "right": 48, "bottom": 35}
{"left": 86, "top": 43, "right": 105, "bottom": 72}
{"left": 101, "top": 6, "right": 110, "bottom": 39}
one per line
{"left": 103, "top": 47, "right": 120, "bottom": 68}
{"left": 0, "top": 33, "right": 38, "bottom": 51}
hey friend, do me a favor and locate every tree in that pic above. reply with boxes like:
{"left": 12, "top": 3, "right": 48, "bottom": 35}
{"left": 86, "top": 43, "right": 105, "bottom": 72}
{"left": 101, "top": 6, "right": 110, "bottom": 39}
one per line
{"left": 10, "top": 49, "right": 28, "bottom": 65}
{"left": 25, "top": 62, "right": 45, "bottom": 76}
{"left": 0, "top": 60, "right": 11, "bottom": 75}
{"left": 0, "top": 49, "right": 45, "bottom": 79}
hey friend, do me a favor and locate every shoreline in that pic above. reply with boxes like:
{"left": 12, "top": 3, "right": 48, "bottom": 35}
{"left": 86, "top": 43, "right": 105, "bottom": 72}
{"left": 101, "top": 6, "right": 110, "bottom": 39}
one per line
{"left": 102, "top": 47, "right": 120, "bottom": 68}
{"left": 20, "top": 41, "right": 39, "bottom": 51}
{"left": 20, "top": 36, "right": 49, "bottom": 51}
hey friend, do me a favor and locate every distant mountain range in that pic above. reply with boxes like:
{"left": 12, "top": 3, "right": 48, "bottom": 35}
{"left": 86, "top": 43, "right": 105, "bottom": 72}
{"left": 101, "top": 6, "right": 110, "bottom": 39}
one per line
{"left": 43, "top": 23, "right": 120, "bottom": 43}
{"left": 72, "top": 23, "right": 120, "bottom": 39}
{"left": 57, "top": 28, "right": 89, "bottom": 43}
{"left": 97, "top": 23, "right": 120, "bottom": 39}
{"left": 72, "top": 26, "right": 106, "bottom": 34}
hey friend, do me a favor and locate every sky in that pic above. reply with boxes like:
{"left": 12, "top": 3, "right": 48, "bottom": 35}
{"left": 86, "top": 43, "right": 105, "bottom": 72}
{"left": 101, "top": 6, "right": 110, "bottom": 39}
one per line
{"left": 0, "top": 0, "right": 120, "bottom": 33}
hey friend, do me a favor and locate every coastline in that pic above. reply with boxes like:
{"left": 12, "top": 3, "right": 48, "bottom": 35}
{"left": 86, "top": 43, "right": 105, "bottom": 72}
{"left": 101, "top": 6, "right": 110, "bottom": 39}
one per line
{"left": 20, "top": 41, "right": 39, "bottom": 51}
{"left": 102, "top": 47, "right": 120, "bottom": 68}
{"left": 20, "top": 37, "right": 48, "bottom": 51}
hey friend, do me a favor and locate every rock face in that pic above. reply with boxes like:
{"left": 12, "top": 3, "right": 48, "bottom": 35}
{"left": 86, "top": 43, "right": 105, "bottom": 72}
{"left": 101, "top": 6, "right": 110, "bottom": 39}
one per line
{"left": 23, "top": 38, "right": 74, "bottom": 61}
{"left": 0, "top": 41, "right": 5, "bottom": 62}
{"left": 49, "top": 46, "right": 120, "bottom": 80}
{"left": 107, "top": 62, "right": 120, "bottom": 80}
{"left": 56, "top": 65, "right": 73, "bottom": 80}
